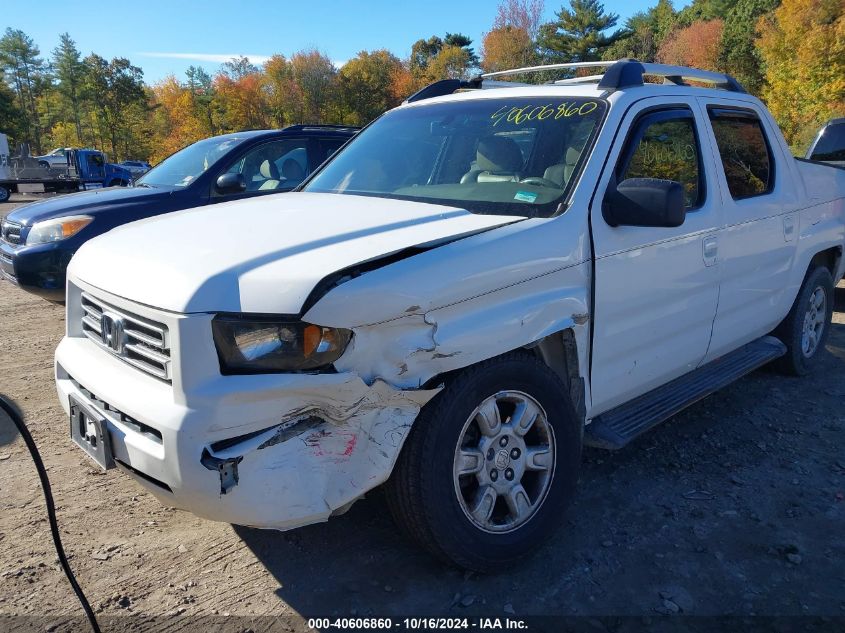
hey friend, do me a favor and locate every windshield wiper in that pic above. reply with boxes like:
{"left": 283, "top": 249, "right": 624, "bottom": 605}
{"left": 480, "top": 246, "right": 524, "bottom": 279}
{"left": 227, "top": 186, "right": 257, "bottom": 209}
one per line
{"left": 135, "top": 183, "right": 155, "bottom": 188}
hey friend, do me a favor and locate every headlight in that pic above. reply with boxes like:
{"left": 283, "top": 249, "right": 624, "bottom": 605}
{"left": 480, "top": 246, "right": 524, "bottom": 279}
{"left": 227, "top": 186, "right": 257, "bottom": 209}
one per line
{"left": 27, "top": 215, "right": 93, "bottom": 244}
{"left": 212, "top": 315, "right": 352, "bottom": 373}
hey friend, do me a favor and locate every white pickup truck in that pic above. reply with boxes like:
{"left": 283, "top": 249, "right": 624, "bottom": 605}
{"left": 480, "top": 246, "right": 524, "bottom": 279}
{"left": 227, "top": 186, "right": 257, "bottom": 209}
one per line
{"left": 55, "top": 61, "right": 845, "bottom": 571}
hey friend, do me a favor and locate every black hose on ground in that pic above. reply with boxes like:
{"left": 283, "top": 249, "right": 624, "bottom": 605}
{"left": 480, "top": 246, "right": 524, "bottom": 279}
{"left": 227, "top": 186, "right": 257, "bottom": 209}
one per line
{"left": 0, "top": 395, "right": 101, "bottom": 633}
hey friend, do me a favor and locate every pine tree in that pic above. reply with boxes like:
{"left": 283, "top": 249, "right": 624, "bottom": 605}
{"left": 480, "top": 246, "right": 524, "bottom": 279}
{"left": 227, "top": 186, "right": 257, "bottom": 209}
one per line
{"left": 52, "top": 33, "right": 86, "bottom": 143}
{"left": 0, "top": 28, "right": 45, "bottom": 152}
{"left": 540, "top": 0, "right": 624, "bottom": 62}
{"left": 718, "top": 0, "right": 779, "bottom": 94}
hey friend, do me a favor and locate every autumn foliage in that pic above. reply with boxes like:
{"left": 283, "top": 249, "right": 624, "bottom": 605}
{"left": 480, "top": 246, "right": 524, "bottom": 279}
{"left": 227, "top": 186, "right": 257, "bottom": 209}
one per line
{"left": 656, "top": 19, "right": 724, "bottom": 71}
{"left": 756, "top": 0, "right": 845, "bottom": 148}
{"left": 1, "top": 0, "right": 843, "bottom": 160}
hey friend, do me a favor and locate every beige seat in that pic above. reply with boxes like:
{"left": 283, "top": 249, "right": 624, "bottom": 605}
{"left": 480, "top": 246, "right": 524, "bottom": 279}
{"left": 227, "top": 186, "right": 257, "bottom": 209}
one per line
{"left": 258, "top": 160, "right": 282, "bottom": 190}
{"left": 461, "top": 136, "right": 524, "bottom": 183}
{"left": 542, "top": 147, "right": 582, "bottom": 187}
{"left": 281, "top": 158, "right": 305, "bottom": 186}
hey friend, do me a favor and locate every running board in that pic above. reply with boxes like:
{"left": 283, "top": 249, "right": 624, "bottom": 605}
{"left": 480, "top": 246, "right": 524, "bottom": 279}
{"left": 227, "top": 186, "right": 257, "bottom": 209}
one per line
{"left": 584, "top": 336, "right": 786, "bottom": 450}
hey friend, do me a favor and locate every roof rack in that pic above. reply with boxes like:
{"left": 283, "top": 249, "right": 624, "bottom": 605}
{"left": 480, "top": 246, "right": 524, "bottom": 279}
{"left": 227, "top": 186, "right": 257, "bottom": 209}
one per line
{"left": 598, "top": 60, "right": 746, "bottom": 92}
{"left": 480, "top": 60, "right": 614, "bottom": 79}
{"left": 406, "top": 59, "right": 746, "bottom": 103}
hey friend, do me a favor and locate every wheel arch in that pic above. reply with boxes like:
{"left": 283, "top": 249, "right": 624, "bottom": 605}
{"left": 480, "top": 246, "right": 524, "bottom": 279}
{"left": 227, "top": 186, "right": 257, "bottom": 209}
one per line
{"left": 809, "top": 245, "right": 843, "bottom": 280}
{"left": 526, "top": 329, "right": 587, "bottom": 423}
{"left": 420, "top": 327, "right": 588, "bottom": 425}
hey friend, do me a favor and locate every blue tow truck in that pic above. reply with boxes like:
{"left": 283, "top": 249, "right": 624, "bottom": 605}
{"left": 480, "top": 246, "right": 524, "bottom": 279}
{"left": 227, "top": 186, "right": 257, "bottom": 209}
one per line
{"left": 0, "top": 135, "right": 132, "bottom": 202}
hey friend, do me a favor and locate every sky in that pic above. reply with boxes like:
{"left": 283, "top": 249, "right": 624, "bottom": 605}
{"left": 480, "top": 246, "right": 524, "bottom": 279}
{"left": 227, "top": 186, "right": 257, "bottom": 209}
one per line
{"left": 2, "top": 0, "right": 691, "bottom": 84}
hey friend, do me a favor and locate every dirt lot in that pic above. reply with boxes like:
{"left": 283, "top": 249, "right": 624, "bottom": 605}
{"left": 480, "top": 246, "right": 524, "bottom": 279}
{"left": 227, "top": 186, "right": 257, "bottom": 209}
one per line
{"left": 1, "top": 198, "right": 844, "bottom": 627}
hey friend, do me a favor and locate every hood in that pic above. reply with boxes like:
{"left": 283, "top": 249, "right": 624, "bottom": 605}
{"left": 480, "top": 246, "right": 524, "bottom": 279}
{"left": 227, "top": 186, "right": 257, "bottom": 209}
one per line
{"left": 69, "top": 192, "right": 523, "bottom": 314}
{"left": 6, "top": 185, "right": 173, "bottom": 225}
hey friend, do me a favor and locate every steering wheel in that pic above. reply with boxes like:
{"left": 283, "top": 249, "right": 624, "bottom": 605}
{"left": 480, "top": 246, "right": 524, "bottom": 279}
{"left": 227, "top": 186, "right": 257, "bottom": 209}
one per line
{"left": 519, "top": 177, "right": 560, "bottom": 188}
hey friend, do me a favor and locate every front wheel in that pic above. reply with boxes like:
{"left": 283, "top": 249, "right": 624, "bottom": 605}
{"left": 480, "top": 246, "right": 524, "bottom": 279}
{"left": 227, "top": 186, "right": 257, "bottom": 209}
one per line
{"left": 386, "top": 352, "right": 582, "bottom": 572}
{"left": 0, "top": 186, "right": 10, "bottom": 202}
{"left": 774, "top": 266, "right": 834, "bottom": 375}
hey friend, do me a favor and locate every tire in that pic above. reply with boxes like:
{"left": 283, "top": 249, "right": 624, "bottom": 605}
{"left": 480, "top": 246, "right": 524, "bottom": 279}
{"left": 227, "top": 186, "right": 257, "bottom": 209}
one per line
{"left": 38, "top": 161, "right": 50, "bottom": 169}
{"left": 773, "top": 266, "right": 834, "bottom": 376}
{"left": 0, "top": 186, "right": 9, "bottom": 202}
{"left": 385, "top": 351, "right": 582, "bottom": 572}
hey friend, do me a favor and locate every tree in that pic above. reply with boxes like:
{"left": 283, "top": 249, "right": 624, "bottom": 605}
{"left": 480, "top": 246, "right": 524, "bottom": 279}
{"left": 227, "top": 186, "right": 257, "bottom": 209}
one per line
{"left": 677, "top": 0, "right": 735, "bottom": 25}
{"left": 83, "top": 54, "right": 147, "bottom": 159}
{"left": 602, "top": 12, "right": 658, "bottom": 61}
{"left": 220, "top": 55, "right": 259, "bottom": 80}
{"left": 444, "top": 33, "right": 480, "bottom": 68}
{"left": 426, "top": 45, "right": 472, "bottom": 80}
{"left": 52, "top": 33, "right": 85, "bottom": 143}
{"left": 0, "top": 71, "right": 26, "bottom": 146}
{"left": 0, "top": 28, "right": 44, "bottom": 153}
{"left": 185, "top": 65, "right": 216, "bottom": 135}
{"left": 409, "top": 34, "right": 477, "bottom": 83}
{"left": 389, "top": 62, "right": 416, "bottom": 102}
{"left": 482, "top": 26, "right": 537, "bottom": 72}
{"left": 290, "top": 49, "right": 336, "bottom": 123}
{"left": 650, "top": 0, "right": 679, "bottom": 45}
{"left": 410, "top": 36, "right": 444, "bottom": 78}
{"left": 482, "top": 0, "right": 545, "bottom": 72}
{"left": 263, "top": 54, "right": 302, "bottom": 128}
{"left": 339, "top": 50, "right": 404, "bottom": 125}
{"left": 602, "top": 0, "right": 679, "bottom": 62}
{"left": 150, "top": 76, "right": 207, "bottom": 161}
{"left": 494, "top": 0, "right": 546, "bottom": 40}
{"left": 757, "top": 0, "right": 845, "bottom": 151}
{"left": 539, "top": 0, "right": 624, "bottom": 62}
{"left": 213, "top": 72, "right": 269, "bottom": 132}
{"left": 718, "top": 0, "right": 779, "bottom": 94}
{"left": 657, "top": 18, "right": 724, "bottom": 71}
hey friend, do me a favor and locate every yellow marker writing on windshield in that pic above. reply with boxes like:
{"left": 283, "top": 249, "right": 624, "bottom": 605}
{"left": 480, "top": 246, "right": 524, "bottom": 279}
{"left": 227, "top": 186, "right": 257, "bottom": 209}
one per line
{"left": 491, "top": 101, "right": 599, "bottom": 127}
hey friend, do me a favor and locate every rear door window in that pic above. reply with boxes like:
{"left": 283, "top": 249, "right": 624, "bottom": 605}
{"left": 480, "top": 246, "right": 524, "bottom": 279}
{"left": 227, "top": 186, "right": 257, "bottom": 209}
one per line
{"left": 708, "top": 108, "right": 774, "bottom": 199}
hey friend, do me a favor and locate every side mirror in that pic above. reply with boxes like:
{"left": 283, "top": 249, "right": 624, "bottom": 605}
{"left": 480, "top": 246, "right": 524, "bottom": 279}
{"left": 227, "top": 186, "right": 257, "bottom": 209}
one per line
{"left": 603, "top": 178, "right": 686, "bottom": 228}
{"left": 215, "top": 173, "right": 246, "bottom": 195}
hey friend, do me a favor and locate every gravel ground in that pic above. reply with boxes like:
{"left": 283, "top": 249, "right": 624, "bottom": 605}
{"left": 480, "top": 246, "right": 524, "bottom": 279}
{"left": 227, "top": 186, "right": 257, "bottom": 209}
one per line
{"left": 1, "top": 198, "right": 844, "bottom": 627}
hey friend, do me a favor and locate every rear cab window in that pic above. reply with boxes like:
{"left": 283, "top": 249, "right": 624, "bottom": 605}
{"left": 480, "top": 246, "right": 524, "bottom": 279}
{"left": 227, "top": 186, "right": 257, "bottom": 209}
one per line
{"left": 807, "top": 120, "right": 845, "bottom": 166}
{"left": 707, "top": 107, "right": 774, "bottom": 199}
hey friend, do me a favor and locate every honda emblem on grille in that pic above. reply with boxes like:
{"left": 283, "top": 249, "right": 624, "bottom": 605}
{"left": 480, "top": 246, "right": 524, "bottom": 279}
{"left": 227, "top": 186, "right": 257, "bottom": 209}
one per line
{"left": 100, "top": 312, "right": 126, "bottom": 354}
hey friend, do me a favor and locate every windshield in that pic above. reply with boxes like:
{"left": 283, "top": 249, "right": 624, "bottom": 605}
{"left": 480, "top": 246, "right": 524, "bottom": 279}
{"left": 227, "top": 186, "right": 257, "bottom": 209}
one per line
{"left": 304, "top": 96, "right": 607, "bottom": 217}
{"left": 138, "top": 136, "right": 243, "bottom": 187}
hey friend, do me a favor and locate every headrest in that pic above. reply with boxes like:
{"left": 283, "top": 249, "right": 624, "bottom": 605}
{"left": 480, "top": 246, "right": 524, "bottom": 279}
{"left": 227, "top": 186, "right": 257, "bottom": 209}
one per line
{"left": 476, "top": 136, "right": 524, "bottom": 172}
{"left": 260, "top": 159, "right": 279, "bottom": 180}
{"left": 565, "top": 146, "right": 581, "bottom": 165}
{"left": 282, "top": 158, "right": 304, "bottom": 181}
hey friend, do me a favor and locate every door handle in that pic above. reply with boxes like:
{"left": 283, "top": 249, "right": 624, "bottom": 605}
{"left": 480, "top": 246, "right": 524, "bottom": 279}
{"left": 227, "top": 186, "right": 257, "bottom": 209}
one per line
{"left": 703, "top": 236, "right": 718, "bottom": 267}
{"left": 783, "top": 214, "right": 796, "bottom": 242}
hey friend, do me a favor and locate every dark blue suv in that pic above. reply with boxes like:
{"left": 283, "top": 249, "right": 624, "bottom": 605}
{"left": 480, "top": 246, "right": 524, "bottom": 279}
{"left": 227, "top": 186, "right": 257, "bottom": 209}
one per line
{"left": 0, "top": 125, "right": 357, "bottom": 301}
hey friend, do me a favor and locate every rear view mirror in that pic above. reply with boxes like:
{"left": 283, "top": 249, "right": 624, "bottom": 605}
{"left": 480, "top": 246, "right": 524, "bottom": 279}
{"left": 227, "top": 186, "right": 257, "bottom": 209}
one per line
{"left": 215, "top": 173, "right": 246, "bottom": 195}
{"left": 603, "top": 178, "right": 685, "bottom": 228}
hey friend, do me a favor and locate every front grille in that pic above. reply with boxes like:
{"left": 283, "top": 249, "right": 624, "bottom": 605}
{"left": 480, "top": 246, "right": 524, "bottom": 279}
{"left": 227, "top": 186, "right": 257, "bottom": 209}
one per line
{"left": 80, "top": 292, "right": 172, "bottom": 381}
{"left": 1, "top": 220, "right": 22, "bottom": 245}
{"left": 0, "top": 251, "right": 12, "bottom": 264}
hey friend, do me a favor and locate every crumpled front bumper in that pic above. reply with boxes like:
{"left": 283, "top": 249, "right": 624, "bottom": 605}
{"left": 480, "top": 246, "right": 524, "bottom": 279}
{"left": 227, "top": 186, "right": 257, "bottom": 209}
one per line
{"left": 56, "top": 319, "right": 440, "bottom": 530}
